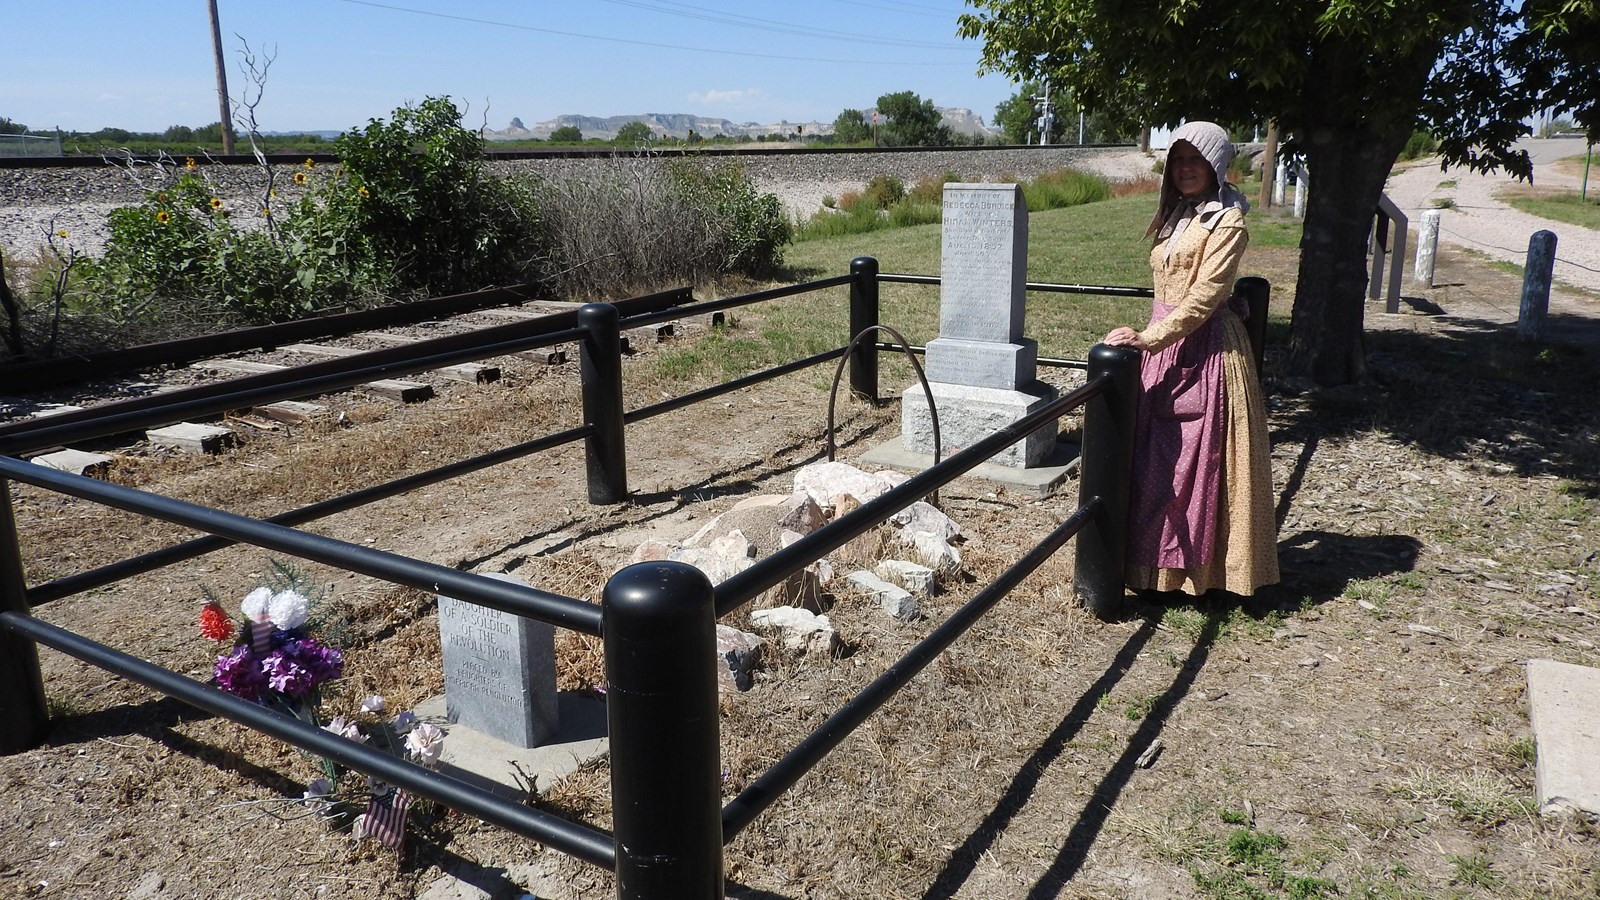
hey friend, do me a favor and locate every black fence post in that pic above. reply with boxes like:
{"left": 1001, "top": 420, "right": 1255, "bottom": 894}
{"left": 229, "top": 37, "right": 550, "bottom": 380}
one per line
{"left": 0, "top": 477, "right": 49, "bottom": 754}
{"left": 1074, "top": 344, "right": 1140, "bottom": 619}
{"left": 849, "top": 256, "right": 880, "bottom": 402}
{"left": 603, "top": 561, "right": 723, "bottom": 899}
{"left": 1234, "top": 276, "right": 1270, "bottom": 376}
{"left": 579, "top": 302, "right": 628, "bottom": 504}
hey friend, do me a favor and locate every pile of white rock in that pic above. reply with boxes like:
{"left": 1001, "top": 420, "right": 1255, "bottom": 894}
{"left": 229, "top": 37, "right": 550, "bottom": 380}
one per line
{"left": 625, "top": 460, "right": 964, "bottom": 691}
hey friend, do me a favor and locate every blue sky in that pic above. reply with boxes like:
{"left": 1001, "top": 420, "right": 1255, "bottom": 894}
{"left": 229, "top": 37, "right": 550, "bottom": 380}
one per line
{"left": 3, "top": 0, "right": 1019, "bottom": 134}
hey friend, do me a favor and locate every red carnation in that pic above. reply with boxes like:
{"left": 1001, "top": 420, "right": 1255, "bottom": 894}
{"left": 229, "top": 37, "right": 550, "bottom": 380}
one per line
{"left": 199, "top": 600, "right": 234, "bottom": 642}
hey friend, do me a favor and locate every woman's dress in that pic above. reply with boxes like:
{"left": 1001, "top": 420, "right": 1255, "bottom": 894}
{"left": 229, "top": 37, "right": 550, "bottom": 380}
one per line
{"left": 1125, "top": 206, "right": 1279, "bottom": 595}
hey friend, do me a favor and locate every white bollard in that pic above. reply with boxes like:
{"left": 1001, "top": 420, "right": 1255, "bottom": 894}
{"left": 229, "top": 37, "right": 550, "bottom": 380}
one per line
{"left": 1293, "top": 165, "right": 1309, "bottom": 218}
{"left": 1274, "top": 161, "right": 1288, "bottom": 206}
{"left": 1414, "top": 209, "right": 1441, "bottom": 287}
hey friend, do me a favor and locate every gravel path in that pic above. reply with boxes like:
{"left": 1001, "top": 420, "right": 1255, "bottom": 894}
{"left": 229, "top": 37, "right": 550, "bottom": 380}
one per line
{"left": 1383, "top": 137, "right": 1600, "bottom": 294}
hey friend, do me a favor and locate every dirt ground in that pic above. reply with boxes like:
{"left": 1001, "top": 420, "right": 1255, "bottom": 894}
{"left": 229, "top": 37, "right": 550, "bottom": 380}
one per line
{"left": 2, "top": 219, "right": 1599, "bottom": 900}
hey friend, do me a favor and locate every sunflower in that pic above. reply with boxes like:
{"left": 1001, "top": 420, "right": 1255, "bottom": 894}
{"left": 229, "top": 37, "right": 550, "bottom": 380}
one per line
{"left": 156, "top": 210, "right": 171, "bottom": 224}
{"left": 184, "top": 157, "right": 197, "bottom": 171}
{"left": 293, "top": 171, "right": 308, "bottom": 186}
{"left": 56, "top": 230, "right": 69, "bottom": 239}
{"left": 357, "top": 185, "right": 371, "bottom": 199}
{"left": 209, "top": 197, "right": 224, "bottom": 211}
{"left": 303, "top": 157, "right": 315, "bottom": 170}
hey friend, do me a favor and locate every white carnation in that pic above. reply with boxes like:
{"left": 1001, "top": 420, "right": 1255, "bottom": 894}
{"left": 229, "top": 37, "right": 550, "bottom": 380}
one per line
{"left": 268, "top": 589, "right": 310, "bottom": 630}
{"left": 404, "top": 722, "right": 445, "bottom": 766}
{"left": 240, "top": 586, "right": 274, "bottom": 623}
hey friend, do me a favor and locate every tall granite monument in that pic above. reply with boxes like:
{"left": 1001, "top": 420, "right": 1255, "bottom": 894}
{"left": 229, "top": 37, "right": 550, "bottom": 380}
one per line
{"left": 900, "top": 183, "right": 1058, "bottom": 467}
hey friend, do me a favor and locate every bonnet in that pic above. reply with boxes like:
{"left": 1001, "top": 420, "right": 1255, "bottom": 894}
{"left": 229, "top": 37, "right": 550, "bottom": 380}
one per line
{"left": 1145, "top": 120, "right": 1251, "bottom": 248}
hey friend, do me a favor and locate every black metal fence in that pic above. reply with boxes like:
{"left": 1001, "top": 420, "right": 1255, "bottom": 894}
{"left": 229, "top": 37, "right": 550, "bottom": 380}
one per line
{"left": 0, "top": 260, "right": 1265, "bottom": 898}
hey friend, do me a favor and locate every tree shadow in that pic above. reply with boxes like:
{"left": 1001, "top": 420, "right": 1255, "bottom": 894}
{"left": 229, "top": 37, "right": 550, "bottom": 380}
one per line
{"left": 1265, "top": 320, "right": 1600, "bottom": 495}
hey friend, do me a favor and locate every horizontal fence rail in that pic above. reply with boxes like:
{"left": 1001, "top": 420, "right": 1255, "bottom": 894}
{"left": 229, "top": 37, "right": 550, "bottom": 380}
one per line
{"left": 1, "top": 257, "right": 1180, "bottom": 899}
{"left": 0, "top": 457, "right": 602, "bottom": 635}
{"left": 26, "top": 423, "right": 594, "bottom": 606}
{"left": 721, "top": 497, "right": 1100, "bottom": 838}
{"left": 0, "top": 610, "right": 617, "bottom": 869}
{"left": 715, "top": 373, "right": 1110, "bottom": 618}
{"left": 879, "top": 272, "right": 1157, "bottom": 299}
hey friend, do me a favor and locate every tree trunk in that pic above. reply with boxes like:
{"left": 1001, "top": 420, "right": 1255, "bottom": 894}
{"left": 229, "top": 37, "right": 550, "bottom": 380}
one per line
{"left": 1284, "top": 125, "right": 1412, "bottom": 386}
{"left": 0, "top": 255, "right": 24, "bottom": 359}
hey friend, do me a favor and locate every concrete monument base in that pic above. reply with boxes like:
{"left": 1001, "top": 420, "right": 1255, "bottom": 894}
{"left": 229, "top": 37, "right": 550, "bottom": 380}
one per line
{"left": 415, "top": 693, "right": 608, "bottom": 800}
{"left": 899, "top": 380, "right": 1061, "bottom": 469}
{"left": 860, "top": 436, "right": 1078, "bottom": 498}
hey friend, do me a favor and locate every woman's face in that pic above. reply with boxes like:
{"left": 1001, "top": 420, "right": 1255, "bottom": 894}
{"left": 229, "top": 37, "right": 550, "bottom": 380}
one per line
{"left": 1167, "top": 140, "right": 1218, "bottom": 198}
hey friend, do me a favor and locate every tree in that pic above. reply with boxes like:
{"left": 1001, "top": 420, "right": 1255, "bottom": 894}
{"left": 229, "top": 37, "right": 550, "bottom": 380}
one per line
{"left": 959, "top": 0, "right": 1599, "bottom": 385}
{"left": 549, "top": 125, "right": 583, "bottom": 143}
{"left": 614, "top": 121, "right": 653, "bottom": 144}
{"left": 0, "top": 117, "right": 27, "bottom": 135}
{"left": 875, "top": 91, "right": 952, "bottom": 147}
{"left": 832, "top": 109, "right": 871, "bottom": 144}
{"left": 994, "top": 83, "right": 1064, "bottom": 144}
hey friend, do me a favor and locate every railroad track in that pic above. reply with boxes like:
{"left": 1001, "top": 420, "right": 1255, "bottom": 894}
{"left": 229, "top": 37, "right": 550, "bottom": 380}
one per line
{"left": 0, "top": 284, "right": 717, "bottom": 474}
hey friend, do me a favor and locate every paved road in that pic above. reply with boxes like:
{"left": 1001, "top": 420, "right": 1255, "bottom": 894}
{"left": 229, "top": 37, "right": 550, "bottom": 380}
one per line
{"left": 1383, "top": 137, "right": 1599, "bottom": 294}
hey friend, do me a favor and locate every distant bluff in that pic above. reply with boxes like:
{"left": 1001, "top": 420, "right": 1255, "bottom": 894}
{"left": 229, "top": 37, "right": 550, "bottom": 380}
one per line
{"left": 484, "top": 108, "right": 996, "bottom": 142}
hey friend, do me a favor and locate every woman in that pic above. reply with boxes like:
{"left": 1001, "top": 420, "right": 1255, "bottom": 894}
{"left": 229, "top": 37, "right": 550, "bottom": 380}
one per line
{"left": 1103, "top": 121, "right": 1278, "bottom": 597}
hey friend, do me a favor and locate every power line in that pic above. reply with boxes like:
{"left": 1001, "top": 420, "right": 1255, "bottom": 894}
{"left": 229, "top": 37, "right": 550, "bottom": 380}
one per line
{"left": 332, "top": 0, "right": 974, "bottom": 64}
{"left": 589, "top": 0, "right": 968, "bottom": 49}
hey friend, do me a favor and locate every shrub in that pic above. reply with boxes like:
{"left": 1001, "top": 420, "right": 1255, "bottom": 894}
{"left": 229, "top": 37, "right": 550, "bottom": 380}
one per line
{"left": 83, "top": 171, "right": 315, "bottom": 326}
{"left": 533, "top": 155, "right": 789, "bottom": 297}
{"left": 909, "top": 172, "right": 962, "bottom": 204}
{"left": 666, "top": 159, "right": 790, "bottom": 275}
{"left": 1401, "top": 130, "right": 1438, "bottom": 160}
{"left": 332, "top": 96, "right": 541, "bottom": 297}
{"left": 1021, "top": 168, "right": 1112, "bottom": 211}
{"left": 861, "top": 175, "right": 905, "bottom": 209}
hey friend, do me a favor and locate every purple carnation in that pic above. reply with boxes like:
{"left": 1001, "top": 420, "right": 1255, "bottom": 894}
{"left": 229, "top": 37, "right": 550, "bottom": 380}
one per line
{"left": 214, "top": 646, "right": 268, "bottom": 701}
{"left": 271, "top": 638, "right": 344, "bottom": 697}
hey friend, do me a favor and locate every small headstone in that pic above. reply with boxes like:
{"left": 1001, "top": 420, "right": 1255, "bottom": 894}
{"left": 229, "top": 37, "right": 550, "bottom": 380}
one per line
{"left": 437, "top": 573, "right": 558, "bottom": 748}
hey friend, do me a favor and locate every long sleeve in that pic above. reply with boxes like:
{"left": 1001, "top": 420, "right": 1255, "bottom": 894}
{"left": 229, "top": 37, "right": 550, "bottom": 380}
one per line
{"left": 1139, "top": 208, "right": 1249, "bottom": 352}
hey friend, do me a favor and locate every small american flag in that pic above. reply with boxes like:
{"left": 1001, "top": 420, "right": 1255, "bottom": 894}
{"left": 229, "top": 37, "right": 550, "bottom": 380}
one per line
{"left": 249, "top": 620, "right": 273, "bottom": 654}
{"left": 354, "top": 781, "right": 410, "bottom": 849}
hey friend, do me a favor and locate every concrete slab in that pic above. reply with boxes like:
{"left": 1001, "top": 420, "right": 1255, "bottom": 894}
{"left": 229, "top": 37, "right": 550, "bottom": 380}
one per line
{"left": 859, "top": 436, "right": 1080, "bottom": 498}
{"left": 257, "top": 400, "right": 327, "bottom": 424}
{"left": 30, "top": 448, "right": 114, "bottom": 477}
{"left": 414, "top": 691, "right": 608, "bottom": 800}
{"left": 1527, "top": 659, "right": 1600, "bottom": 815}
{"left": 362, "top": 379, "right": 434, "bottom": 403}
{"left": 147, "top": 422, "right": 236, "bottom": 454}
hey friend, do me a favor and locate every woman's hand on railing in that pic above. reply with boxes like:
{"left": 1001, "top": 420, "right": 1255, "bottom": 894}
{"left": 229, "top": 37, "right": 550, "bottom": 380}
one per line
{"left": 1103, "top": 327, "right": 1149, "bottom": 352}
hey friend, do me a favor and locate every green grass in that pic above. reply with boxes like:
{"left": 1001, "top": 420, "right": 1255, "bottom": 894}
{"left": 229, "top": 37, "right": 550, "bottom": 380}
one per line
{"left": 689, "top": 190, "right": 1300, "bottom": 389}
{"left": 1502, "top": 191, "right": 1600, "bottom": 230}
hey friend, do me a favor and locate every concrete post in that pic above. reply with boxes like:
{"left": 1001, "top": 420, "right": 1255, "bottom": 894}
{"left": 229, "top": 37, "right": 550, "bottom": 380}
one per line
{"left": 1415, "top": 209, "right": 1441, "bottom": 287}
{"left": 1519, "top": 230, "right": 1558, "bottom": 341}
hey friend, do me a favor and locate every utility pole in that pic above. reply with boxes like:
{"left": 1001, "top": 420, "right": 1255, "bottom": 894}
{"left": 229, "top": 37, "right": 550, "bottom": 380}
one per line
{"left": 208, "top": 0, "right": 236, "bottom": 155}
